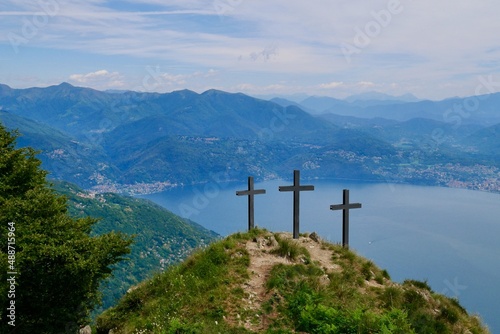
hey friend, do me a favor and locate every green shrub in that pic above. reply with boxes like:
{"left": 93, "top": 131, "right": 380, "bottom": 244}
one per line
{"left": 337, "top": 247, "right": 356, "bottom": 264}
{"left": 375, "top": 273, "right": 385, "bottom": 284}
{"left": 403, "top": 288, "right": 427, "bottom": 312}
{"left": 380, "top": 286, "right": 404, "bottom": 309}
{"left": 378, "top": 308, "right": 415, "bottom": 334}
{"left": 168, "top": 318, "right": 203, "bottom": 333}
{"left": 439, "top": 306, "right": 459, "bottom": 324}
{"left": 361, "top": 261, "right": 374, "bottom": 280}
{"left": 404, "top": 279, "right": 433, "bottom": 292}
{"left": 449, "top": 297, "right": 467, "bottom": 314}
{"left": 381, "top": 269, "right": 391, "bottom": 280}
{"left": 271, "top": 234, "right": 310, "bottom": 261}
{"left": 411, "top": 313, "right": 450, "bottom": 334}
{"left": 267, "top": 263, "right": 324, "bottom": 291}
{"left": 297, "top": 304, "right": 340, "bottom": 333}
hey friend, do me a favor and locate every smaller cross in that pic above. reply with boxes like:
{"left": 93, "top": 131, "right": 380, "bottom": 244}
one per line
{"left": 236, "top": 176, "right": 266, "bottom": 231}
{"left": 279, "top": 170, "right": 315, "bottom": 239}
{"left": 330, "top": 189, "right": 362, "bottom": 248}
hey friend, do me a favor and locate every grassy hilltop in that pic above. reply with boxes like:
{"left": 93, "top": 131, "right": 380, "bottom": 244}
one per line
{"left": 97, "top": 229, "right": 489, "bottom": 334}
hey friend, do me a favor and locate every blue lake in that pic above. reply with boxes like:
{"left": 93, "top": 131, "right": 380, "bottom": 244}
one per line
{"left": 141, "top": 180, "right": 500, "bottom": 332}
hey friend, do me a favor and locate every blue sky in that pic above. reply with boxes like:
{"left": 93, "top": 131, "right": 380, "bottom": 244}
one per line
{"left": 1, "top": 0, "right": 500, "bottom": 100}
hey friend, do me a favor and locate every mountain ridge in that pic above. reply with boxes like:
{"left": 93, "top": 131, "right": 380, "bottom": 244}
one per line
{"left": 1, "top": 82, "right": 499, "bottom": 194}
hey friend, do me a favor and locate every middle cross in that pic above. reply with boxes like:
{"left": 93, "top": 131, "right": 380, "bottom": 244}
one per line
{"left": 279, "top": 170, "right": 315, "bottom": 239}
{"left": 236, "top": 176, "right": 266, "bottom": 231}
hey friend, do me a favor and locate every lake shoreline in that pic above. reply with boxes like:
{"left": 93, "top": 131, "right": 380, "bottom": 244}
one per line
{"left": 85, "top": 175, "right": 500, "bottom": 197}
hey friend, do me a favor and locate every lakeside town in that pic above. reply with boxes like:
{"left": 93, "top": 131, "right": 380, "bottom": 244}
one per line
{"left": 86, "top": 161, "right": 500, "bottom": 196}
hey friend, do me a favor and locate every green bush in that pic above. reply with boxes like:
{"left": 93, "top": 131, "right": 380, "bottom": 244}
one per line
{"left": 411, "top": 313, "right": 450, "bottom": 334}
{"left": 404, "top": 279, "right": 433, "bottom": 292}
{"left": 381, "top": 269, "right": 391, "bottom": 279}
{"left": 403, "top": 288, "right": 427, "bottom": 312}
{"left": 271, "top": 234, "right": 310, "bottom": 261}
{"left": 361, "top": 261, "right": 374, "bottom": 280}
{"left": 440, "top": 306, "right": 459, "bottom": 324}
{"left": 266, "top": 264, "right": 323, "bottom": 290}
{"left": 379, "top": 308, "right": 415, "bottom": 334}
{"left": 168, "top": 318, "right": 203, "bottom": 333}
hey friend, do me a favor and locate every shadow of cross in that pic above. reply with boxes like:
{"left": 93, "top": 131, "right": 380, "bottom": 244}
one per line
{"left": 236, "top": 176, "right": 266, "bottom": 231}
{"left": 279, "top": 170, "right": 314, "bottom": 239}
{"left": 330, "top": 189, "right": 362, "bottom": 249}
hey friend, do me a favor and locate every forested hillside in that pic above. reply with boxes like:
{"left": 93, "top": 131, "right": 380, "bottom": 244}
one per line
{"left": 54, "top": 181, "right": 219, "bottom": 313}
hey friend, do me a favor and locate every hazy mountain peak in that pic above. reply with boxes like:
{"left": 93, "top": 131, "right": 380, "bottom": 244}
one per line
{"left": 201, "top": 89, "right": 248, "bottom": 97}
{"left": 57, "top": 82, "right": 75, "bottom": 88}
{"left": 0, "top": 83, "right": 12, "bottom": 95}
{"left": 345, "top": 91, "right": 420, "bottom": 103}
{"left": 169, "top": 88, "right": 199, "bottom": 98}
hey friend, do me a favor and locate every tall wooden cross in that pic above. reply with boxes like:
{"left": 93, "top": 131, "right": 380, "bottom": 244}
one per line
{"left": 279, "top": 170, "right": 315, "bottom": 239}
{"left": 330, "top": 189, "right": 362, "bottom": 248}
{"left": 236, "top": 176, "right": 266, "bottom": 231}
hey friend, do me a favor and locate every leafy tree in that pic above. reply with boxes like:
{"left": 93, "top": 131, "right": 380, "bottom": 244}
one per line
{"left": 0, "top": 124, "right": 132, "bottom": 333}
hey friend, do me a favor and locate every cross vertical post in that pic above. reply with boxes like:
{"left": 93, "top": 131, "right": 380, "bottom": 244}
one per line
{"left": 236, "top": 176, "right": 266, "bottom": 230}
{"left": 330, "top": 189, "right": 362, "bottom": 248}
{"left": 279, "top": 170, "right": 315, "bottom": 239}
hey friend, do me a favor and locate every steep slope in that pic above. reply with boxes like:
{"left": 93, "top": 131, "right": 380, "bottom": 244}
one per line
{"left": 0, "top": 110, "right": 115, "bottom": 187}
{"left": 97, "top": 229, "right": 489, "bottom": 334}
{"left": 53, "top": 181, "right": 219, "bottom": 312}
{"left": 462, "top": 123, "right": 500, "bottom": 158}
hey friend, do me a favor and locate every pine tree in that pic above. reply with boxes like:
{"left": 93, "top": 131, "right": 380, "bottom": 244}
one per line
{"left": 0, "top": 124, "right": 132, "bottom": 333}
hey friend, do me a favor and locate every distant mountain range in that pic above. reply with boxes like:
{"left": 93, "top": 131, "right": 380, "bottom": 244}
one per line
{"left": 0, "top": 83, "right": 499, "bottom": 193}
{"left": 344, "top": 91, "right": 421, "bottom": 103}
{"left": 272, "top": 91, "right": 500, "bottom": 125}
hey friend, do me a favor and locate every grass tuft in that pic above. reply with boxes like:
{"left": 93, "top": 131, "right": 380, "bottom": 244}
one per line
{"left": 270, "top": 234, "right": 310, "bottom": 261}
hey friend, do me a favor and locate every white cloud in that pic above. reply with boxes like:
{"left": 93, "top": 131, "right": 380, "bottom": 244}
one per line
{"left": 357, "top": 81, "right": 375, "bottom": 88}
{"left": 69, "top": 70, "right": 125, "bottom": 89}
{"left": 131, "top": 67, "right": 221, "bottom": 93}
{"left": 319, "top": 82, "right": 344, "bottom": 89}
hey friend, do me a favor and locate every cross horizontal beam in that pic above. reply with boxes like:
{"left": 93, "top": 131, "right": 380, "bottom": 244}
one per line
{"left": 330, "top": 203, "right": 362, "bottom": 211}
{"left": 236, "top": 188, "right": 266, "bottom": 196}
